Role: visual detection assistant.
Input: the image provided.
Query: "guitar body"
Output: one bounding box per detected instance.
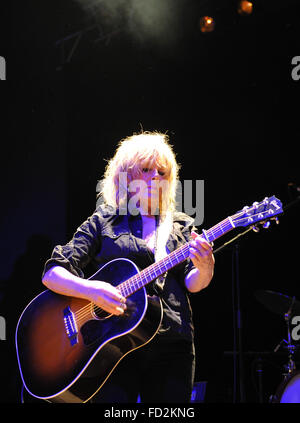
[15,258,163,403]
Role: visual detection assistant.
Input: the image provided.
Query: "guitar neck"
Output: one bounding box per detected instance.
[118,216,235,297]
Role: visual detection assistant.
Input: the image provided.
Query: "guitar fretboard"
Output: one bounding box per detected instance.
[118,216,234,297]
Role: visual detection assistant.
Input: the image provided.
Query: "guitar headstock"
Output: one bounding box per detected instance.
[231,196,283,228]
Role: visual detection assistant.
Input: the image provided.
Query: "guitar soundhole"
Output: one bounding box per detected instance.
[92,305,112,320]
[92,299,137,320]
[81,299,139,346]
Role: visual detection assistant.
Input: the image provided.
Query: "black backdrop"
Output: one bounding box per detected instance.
[1,0,299,404]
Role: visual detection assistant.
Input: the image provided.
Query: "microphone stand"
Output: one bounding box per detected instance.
[212,191,299,403]
[234,242,246,403]
[214,226,253,403]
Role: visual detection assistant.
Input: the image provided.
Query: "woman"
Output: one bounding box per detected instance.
[42,131,214,403]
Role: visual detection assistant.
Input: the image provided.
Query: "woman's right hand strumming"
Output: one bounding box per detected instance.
[86,281,127,316]
[42,265,127,316]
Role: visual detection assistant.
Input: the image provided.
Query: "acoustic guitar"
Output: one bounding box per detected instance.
[15,196,282,402]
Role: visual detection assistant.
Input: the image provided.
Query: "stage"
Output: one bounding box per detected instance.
[0,0,299,404]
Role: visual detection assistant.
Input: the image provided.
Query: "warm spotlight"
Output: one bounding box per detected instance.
[237,1,253,16]
[199,16,215,33]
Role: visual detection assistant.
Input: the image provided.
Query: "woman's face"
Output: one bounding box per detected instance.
[128,162,169,215]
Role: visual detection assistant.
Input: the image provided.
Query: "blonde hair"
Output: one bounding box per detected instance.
[100,131,180,218]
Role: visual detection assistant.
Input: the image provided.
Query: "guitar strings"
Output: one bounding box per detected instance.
[74,209,275,322]
[74,245,190,321]
[74,210,271,321]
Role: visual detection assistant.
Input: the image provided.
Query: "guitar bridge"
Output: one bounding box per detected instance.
[63,307,78,346]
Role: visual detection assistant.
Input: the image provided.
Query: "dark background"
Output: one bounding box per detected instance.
[0,0,299,404]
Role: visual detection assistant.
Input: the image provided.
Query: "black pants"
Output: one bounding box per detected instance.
[91,336,195,403]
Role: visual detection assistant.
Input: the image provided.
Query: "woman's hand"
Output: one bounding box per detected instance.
[42,266,127,316]
[189,231,215,274]
[185,231,215,293]
[86,281,127,316]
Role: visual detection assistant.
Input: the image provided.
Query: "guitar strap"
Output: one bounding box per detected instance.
[152,214,168,296]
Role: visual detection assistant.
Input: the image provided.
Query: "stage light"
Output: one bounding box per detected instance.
[199,16,215,33]
[237,1,253,16]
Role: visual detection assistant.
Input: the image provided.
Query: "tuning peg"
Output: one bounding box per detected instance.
[252,225,260,233]
[262,221,271,229]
